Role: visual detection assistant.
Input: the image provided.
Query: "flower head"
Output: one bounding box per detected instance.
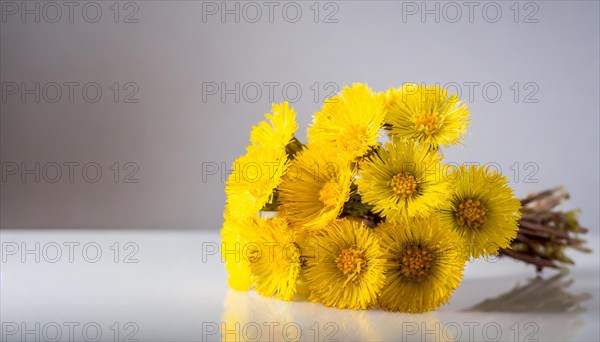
[221,212,256,291]
[278,147,355,230]
[247,217,301,301]
[355,138,451,219]
[250,101,298,149]
[377,217,467,313]
[225,145,289,220]
[307,83,386,160]
[225,102,298,220]
[437,165,522,258]
[304,219,386,310]
[385,83,469,150]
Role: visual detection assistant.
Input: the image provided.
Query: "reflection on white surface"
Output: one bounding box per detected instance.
[221,290,449,341]
[1,230,598,341]
[219,273,595,342]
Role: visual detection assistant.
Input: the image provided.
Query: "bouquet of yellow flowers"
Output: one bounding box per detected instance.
[221,83,589,313]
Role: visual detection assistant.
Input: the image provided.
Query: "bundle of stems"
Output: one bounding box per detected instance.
[500,187,591,271]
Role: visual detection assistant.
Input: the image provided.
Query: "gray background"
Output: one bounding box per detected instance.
[1,0,598,233]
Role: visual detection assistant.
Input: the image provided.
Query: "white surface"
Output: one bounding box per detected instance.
[1,229,599,342]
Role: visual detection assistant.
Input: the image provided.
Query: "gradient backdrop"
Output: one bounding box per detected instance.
[1,0,598,233]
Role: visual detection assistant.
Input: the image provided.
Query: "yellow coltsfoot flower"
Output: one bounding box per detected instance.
[250,101,298,149]
[225,102,299,220]
[377,216,467,313]
[385,83,469,150]
[221,212,256,291]
[278,147,355,231]
[225,145,289,220]
[247,216,301,301]
[437,165,522,258]
[356,137,451,219]
[308,83,386,160]
[304,219,386,310]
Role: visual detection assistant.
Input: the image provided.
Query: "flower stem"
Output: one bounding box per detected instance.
[500,187,591,272]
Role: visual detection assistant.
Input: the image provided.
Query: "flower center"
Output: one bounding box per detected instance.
[389,173,417,197]
[456,198,487,229]
[414,113,438,136]
[319,182,340,207]
[400,246,432,280]
[336,248,364,276]
[340,125,368,153]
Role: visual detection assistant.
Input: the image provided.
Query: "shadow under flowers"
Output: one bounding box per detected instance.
[454,270,593,342]
[464,270,591,313]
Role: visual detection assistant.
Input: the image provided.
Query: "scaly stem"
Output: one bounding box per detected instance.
[500,187,591,272]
